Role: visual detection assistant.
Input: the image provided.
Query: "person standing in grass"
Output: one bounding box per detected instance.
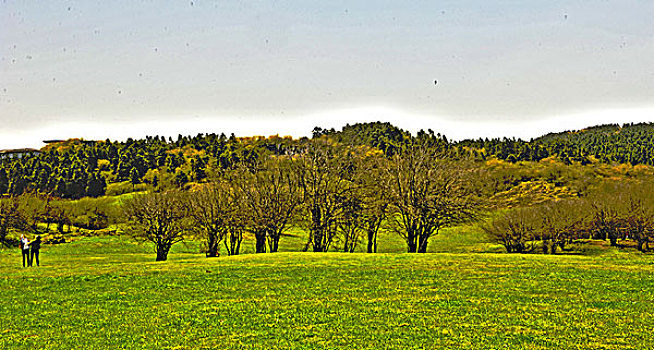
[30,236,42,267]
[20,234,31,267]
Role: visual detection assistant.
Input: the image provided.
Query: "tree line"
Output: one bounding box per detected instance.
[484,181,654,254]
[2,121,654,259]
[3,122,654,201]
[459,122,654,165]
[123,136,483,261]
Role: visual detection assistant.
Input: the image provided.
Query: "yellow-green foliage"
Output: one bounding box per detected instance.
[106,181,148,196]
[491,180,577,208]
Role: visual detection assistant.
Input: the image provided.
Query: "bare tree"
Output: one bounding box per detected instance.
[623,196,653,252]
[358,152,388,253]
[590,200,621,246]
[186,183,228,257]
[15,193,47,236]
[123,191,187,261]
[483,207,538,253]
[296,140,356,252]
[186,180,246,256]
[216,180,247,256]
[538,199,587,254]
[613,182,654,252]
[382,140,481,253]
[337,191,365,253]
[50,200,73,234]
[361,197,386,253]
[336,150,386,253]
[232,157,301,253]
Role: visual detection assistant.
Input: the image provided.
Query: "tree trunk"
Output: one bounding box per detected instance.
[417,233,430,253]
[406,227,417,253]
[609,237,618,246]
[270,238,279,253]
[367,229,377,253]
[367,234,374,253]
[302,236,312,252]
[156,246,169,261]
[407,239,417,253]
[235,236,241,255]
[225,229,243,256]
[417,240,429,253]
[312,229,327,252]
[206,233,219,257]
[255,231,267,253]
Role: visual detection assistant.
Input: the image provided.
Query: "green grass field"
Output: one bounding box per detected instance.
[1,230,653,349]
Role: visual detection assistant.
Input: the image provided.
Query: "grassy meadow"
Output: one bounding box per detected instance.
[2,227,654,350]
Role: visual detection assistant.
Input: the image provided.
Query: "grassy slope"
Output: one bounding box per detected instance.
[1,232,654,349]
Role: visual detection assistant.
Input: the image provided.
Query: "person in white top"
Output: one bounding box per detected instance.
[20,234,31,267]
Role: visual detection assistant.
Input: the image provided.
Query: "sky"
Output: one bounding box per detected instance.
[1,0,653,149]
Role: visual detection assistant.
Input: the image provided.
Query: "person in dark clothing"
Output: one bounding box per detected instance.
[30,236,42,267]
[20,234,30,267]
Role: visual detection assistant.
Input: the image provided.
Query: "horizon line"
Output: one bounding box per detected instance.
[1,106,653,150]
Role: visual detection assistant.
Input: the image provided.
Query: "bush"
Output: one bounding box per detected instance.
[486,181,654,254]
[483,207,537,253]
[106,181,147,196]
[69,197,120,230]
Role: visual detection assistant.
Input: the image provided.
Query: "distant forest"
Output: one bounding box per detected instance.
[1,121,654,199]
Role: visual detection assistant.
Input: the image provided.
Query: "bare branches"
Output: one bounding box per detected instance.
[186,181,246,256]
[231,157,302,253]
[381,140,482,253]
[123,190,187,261]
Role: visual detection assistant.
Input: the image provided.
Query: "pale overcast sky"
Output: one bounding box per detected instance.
[1,0,653,148]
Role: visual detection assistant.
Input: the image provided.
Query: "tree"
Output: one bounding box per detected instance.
[185,181,236,257]
[86,172,107,197]
[0,168,9,194]
[362,202,385,253]
[232,158,300,253]
[623,196,654,252]
[191,156,207,181]
[0,197,22,246]
[611,182,654,252]
[355,151,387,253]
[174,169,189,188]
[296,140,353,252]
[483,207,537,253]
[129,167,140,190]
[337,191,365,253]
[123,191,187,261]
[537,199,587,254]
[232,157,301,253]
[590,198,622,246]
[331,149,381,253]
[382,140,481,253]
[50,200,73,234]
[15,194,47,236]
